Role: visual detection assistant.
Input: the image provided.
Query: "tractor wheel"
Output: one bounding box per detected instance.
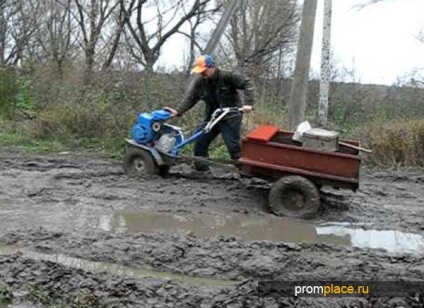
[123,146,159,177]
[268,175,320,219]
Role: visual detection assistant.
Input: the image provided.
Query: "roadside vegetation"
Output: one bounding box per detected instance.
[0,65,424,167]
[0,0,422,167]
[0,280,13,304]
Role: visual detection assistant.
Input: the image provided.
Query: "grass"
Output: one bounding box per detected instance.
[0,282,102,308]
[26,286,101,308]
[2,107,424,168]
[357,117,424,168]
[27,287,54,304]
[0,117,126,158]
[0,131,67,153]
[0,281,13,304]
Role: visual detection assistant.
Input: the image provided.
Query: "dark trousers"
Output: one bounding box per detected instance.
[194,114,242,170]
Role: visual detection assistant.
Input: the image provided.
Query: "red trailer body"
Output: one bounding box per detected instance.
[240,125,361,191]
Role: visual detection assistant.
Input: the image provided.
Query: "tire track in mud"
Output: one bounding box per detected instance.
[0,153,271,235]
[3,253,409,308]
[2,229,424,282]
[0,231,423,307]
[324,171,424,233]
[1,152,423,234]
[0,151,424,307]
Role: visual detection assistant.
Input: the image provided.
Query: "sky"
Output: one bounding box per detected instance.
[156,0,424,86]
[311,0,424,85]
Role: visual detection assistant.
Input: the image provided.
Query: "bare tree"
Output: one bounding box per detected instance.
[0,0,18,65]
[72,0,120,80]
[226,0,299,78]
[100,0,133,70]
[177,0,223,74]
[33,0,78,77]
[0,0,42,65]
[355,0,392,10]
[417,28,424,43]
[178,9,206,74]
[123,0,217,72]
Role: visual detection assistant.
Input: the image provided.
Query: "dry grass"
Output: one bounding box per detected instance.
[358,118,424,167]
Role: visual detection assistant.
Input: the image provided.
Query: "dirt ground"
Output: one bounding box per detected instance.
[0,148,423,307]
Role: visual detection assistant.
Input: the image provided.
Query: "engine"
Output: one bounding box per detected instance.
[131,109,183,155]
[131,110,172,144]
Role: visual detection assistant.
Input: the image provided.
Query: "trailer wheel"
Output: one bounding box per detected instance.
[269,175,320,219]
[123,146,159,177]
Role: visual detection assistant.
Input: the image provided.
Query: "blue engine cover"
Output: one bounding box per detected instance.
[131,109,172,144]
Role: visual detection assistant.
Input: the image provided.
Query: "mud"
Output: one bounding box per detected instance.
[0,149,423,307]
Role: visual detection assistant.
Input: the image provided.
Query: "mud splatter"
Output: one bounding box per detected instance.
[0,150,423,307]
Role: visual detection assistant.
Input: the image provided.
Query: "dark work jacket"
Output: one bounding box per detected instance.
[175,68,254,120]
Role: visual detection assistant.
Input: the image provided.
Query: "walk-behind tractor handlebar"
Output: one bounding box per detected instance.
[123,107,244,177]
[203,107,243,133]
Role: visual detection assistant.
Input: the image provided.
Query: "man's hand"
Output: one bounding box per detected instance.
[163,106,179,117]
[242,105,253,113]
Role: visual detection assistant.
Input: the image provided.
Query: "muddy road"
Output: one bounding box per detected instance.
[0,149,423,307]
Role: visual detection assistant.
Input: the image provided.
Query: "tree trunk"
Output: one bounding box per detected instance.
[84,46,95,83]
[0,0,6,65]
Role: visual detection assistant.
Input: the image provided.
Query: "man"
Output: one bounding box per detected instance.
[164,54,254,171]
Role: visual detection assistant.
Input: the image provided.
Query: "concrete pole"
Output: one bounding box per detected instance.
[285,0,318,130]
[204,0,241,54]
[318,0,332,127]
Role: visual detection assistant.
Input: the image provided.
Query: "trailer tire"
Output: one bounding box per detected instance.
[269,175,320,219]
[123,146,159,177]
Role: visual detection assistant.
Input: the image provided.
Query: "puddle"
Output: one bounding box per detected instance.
[99,211,424,255]
[316,227,424,254]
[0,246,236,287]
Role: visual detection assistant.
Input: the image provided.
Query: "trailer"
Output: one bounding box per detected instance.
[239,125,361,219]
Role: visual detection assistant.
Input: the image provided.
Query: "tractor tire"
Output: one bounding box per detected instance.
[268,175,320,219]
[123,146,159,177]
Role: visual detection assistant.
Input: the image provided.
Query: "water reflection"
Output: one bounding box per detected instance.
[99,211,348,244]
[98,211,424,255]
[317,226,424,254]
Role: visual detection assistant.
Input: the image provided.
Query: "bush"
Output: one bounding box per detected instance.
[358,118,424,167]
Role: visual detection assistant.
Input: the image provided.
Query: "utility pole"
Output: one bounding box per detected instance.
[318,0,332,127]
[285,0,318,130]
[204,0,241,54]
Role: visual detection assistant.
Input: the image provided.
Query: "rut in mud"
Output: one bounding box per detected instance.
[0,149,423,307]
